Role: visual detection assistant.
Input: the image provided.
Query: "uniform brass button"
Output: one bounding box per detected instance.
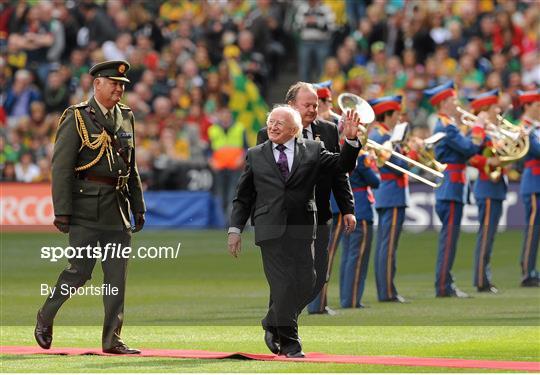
[79,189,83,192]
[114,135,117,140]
[116,152,120,156]
[118,170,122,174]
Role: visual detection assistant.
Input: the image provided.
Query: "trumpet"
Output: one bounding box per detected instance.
[336,93,445,187]
[456,106,521,141]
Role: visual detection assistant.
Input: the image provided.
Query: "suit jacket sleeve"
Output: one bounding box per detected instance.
[51,108,80,216]
[127,111,146,213]
[327,124,355,215]
[320,141,360,174]
[229,151,256,231]
[332,172,354,215]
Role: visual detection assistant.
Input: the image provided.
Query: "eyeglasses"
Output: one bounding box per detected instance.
[267,119,287,127]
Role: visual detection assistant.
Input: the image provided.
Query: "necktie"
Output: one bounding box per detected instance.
[275,144,289,180]
[302,128,308,139]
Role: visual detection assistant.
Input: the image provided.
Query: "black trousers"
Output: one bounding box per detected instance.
[307,220,332,309]
[260,233,315,354]
[40,225,131,350]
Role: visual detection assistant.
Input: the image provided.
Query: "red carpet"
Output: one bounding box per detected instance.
[1,346,539,371]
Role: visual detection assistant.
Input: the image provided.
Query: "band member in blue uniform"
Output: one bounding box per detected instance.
[425,81,483,298]
[314,80,340,126]
[340,150,380,308]
[312,81,341,312]
[368,95,408,303]
[518,89,540,287]
[467,89,505,293]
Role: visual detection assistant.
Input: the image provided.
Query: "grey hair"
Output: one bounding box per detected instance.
[284,82,316,104]
[270,104,303,137]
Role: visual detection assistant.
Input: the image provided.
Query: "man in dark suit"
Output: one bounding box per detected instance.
[34,61,145,354]
[228,105,362,357]
[256,82,356,315]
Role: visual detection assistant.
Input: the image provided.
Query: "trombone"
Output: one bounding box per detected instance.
[364,139,444,188]
[337,93,445,188]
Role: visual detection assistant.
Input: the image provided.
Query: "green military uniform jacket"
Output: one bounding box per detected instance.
[51,97,145,231]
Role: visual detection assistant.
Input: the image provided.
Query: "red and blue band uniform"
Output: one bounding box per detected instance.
[519,111,540,285]
[339,152,380,308]
[469,136,507,290]
[425,80,483,297]
[369,121,408,301]
[467,90,506,291]
[432,114,482,296]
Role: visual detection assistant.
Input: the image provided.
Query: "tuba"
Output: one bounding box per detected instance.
[337,93,444,188]
[337,93,375,125]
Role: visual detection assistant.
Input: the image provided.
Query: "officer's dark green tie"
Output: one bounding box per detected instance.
[105,110,114,127]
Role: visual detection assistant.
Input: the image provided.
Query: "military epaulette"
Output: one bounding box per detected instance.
[118,103,131,111]
[72,101,89,109]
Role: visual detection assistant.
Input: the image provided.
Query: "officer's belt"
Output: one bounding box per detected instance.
[77,171,129,190]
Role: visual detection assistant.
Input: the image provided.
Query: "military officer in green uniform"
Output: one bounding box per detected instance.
[34,60,146,355]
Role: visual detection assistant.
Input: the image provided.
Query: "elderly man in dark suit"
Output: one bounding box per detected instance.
[228,105,362,358]
[257,82,356,315]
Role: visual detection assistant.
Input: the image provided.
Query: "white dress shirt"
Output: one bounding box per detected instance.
[303,125,313,140]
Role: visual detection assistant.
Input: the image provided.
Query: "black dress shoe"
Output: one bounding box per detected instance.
[477,284,498,293]
[285,350,305,358]
[264,329,280,354]
[34,311,53,349]
[521,278,540,287]
[103,344,141,355]
[381,295,407,303]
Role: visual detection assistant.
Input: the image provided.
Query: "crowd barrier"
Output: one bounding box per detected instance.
[0,182,526,232]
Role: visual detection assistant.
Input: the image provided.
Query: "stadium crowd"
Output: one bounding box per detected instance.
[1,0,538,196]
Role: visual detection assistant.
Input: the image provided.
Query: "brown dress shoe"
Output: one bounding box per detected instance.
[34,311,53,349]
[103,344,141,355]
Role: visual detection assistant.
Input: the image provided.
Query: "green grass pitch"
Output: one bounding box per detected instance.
[1,229,539,372]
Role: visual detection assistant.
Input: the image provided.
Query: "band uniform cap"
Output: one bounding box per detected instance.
[424,80,456,106]
[468,89,499,110]
[89,60,131,83]
[312,80,332,99]
[517,89,540,105]
[368,95,402,115]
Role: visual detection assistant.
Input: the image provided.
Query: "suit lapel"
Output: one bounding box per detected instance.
[287,138,304,183]
[311,122,320,140]
[262,141,285,182]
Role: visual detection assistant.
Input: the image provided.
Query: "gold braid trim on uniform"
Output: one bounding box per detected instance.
[73,108,114,172]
